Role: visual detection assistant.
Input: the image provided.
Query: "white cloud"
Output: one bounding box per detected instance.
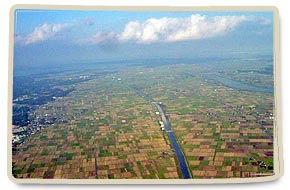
[20,23,72,45]
[253,16,272,25]
[14,34,25,44]
[90,32,118,44]
[16,14,269,46]
[119,14,249,43]
[76,31,118,45]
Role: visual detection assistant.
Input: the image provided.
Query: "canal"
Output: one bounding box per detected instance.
[152,102,191,179]
[120,82,192,179]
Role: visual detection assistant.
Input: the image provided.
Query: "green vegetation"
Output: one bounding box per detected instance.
[12,55,274,179]
[60,152,75,160]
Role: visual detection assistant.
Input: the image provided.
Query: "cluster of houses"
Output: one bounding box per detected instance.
[250,157,271,170]
[12,125,28,145]
[158,121,165,131]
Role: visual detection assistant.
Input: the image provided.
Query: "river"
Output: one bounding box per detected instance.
[203,74,273,93]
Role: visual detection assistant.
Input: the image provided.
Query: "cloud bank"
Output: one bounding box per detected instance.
[15,23,72,45]
[118,14,248,43]
[78,31,118,45]
[16,14,270,46]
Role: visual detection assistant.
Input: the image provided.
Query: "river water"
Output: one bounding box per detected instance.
[130,86,191,179]
[152,102,191,179]
[204,74,273,93]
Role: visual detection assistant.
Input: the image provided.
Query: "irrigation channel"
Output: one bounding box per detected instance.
[120,82,191,179]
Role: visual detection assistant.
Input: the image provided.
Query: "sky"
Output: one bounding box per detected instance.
[13,9,274,71]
